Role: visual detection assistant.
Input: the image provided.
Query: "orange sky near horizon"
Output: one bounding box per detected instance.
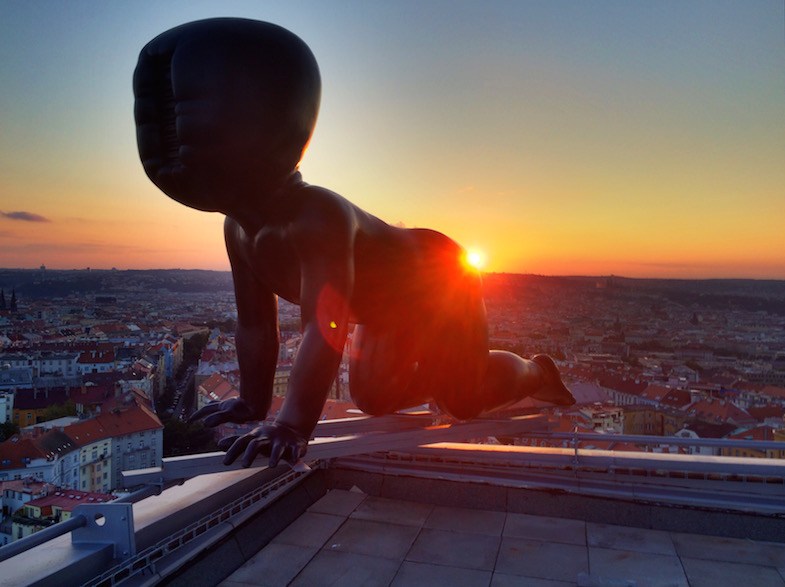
[1,2,783,280]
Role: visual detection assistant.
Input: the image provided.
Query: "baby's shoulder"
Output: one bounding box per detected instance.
[292,183,351,213]
[285,183,360,235]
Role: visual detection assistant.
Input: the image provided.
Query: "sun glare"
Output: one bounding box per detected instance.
[464,249,487,271]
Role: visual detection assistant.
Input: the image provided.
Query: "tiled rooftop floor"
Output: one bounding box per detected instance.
[221,489,785,587]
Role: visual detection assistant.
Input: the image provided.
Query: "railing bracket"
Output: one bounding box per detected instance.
[72,503,136,560]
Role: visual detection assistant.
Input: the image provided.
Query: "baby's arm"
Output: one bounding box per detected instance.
[223,189,354,467]
[190,218,280,426]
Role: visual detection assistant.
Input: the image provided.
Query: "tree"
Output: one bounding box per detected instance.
[155,380,177,414]
[162,418,218,457]
[41,400,77,421]
[0,421,19,442]
[176,332,210,379]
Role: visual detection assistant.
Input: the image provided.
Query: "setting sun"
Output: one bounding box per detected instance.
[464,249,487,271]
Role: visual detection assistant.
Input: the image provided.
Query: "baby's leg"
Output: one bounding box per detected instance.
[430,272,574,417]
[426,275,492,420]
[437,351,574,419]
[482,351,575,410]
[348,324,430,415]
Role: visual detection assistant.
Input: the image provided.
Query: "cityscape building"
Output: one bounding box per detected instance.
[0,269,782,579]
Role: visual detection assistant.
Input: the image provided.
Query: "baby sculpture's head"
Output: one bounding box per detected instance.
[134,18,321,212]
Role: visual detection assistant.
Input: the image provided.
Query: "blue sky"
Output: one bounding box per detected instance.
[1,1,783,277]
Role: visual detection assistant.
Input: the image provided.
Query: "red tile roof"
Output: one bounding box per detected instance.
[64,403,162,447]
[760,386,785,400]
[747,405,785,423]
[0,437,47,470]
[726,425,780,442]
[26,489,115,512]
[199,372,225,394]
[74,384,113,405]
[0,479,53,495]
[97,389,152,413]
[682,419,737,439]
[14,387,72,410]
[77,349,115,364]
[198,373,238,402]
[639,384,672,403]
[688,399,755,426]
[660,389,693,410]
[598,376,648,396]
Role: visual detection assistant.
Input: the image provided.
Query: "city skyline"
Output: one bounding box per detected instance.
[1,1,783,279]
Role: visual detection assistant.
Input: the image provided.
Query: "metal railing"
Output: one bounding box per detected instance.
[0,418,783,584]
[0,482,163,563]
[519,430,785,453]
[85,468,306,587]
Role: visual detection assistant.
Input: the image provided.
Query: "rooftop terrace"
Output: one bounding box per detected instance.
[220,487,785,587]
[0,414,783,586]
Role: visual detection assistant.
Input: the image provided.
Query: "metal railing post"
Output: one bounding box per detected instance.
[0,514,87,563]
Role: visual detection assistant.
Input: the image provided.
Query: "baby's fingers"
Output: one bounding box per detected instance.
[242,437,271,468]
[204,410,231,428]
[223,434,255,465]
[217,435,240,452]
[189,401,219,423]
[268,441,286,468]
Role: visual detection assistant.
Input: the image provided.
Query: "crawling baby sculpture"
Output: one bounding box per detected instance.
[134,18,575,469]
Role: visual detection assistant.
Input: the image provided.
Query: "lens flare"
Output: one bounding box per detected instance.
[463,249,486,271]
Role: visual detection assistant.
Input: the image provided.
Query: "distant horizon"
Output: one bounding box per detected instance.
[2,265,784,283]
[2,3,783,280]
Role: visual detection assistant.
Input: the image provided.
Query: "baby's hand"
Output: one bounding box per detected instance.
[219,422,308,468]
[189,397,257,427]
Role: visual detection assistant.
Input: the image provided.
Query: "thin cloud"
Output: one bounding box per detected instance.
[1,211,51,223]
[635,261,716,269]
[2,242,157,254]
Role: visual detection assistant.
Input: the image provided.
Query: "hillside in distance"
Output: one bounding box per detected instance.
[0,268,234,298]
[1,268,784,315]
[482,273,785,316]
